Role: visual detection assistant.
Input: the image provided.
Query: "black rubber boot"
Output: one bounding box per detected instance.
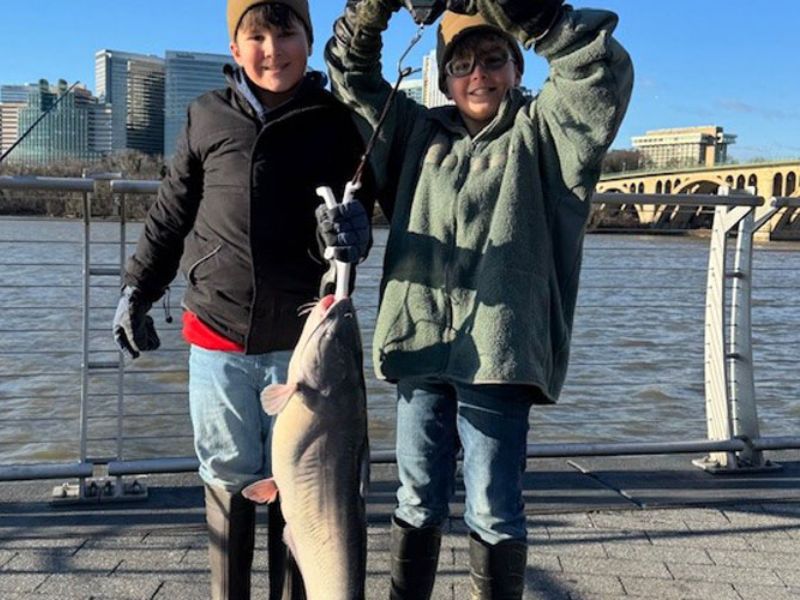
[468,532,528,600]
[205,485,256,600]
[280,551,307,600]
[389,516,442,600]
[267,499,307,600]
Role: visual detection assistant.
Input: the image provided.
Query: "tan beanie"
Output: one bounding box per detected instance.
[227,0,313,43]
[436,11,523,93]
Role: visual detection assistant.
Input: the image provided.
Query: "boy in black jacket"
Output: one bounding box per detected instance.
[112,1,371,598]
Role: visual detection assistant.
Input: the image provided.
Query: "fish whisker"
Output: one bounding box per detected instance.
[297,301,319,317]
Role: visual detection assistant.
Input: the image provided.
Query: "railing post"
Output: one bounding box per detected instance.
[694,187,758,473]
[726,190,777,470]
[79,186,92,500]
[696,199,733,471]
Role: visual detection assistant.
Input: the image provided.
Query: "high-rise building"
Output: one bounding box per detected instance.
[1,84,35,104]
[0,85,34,155]
[399,78,424,106]
[125,60,165,155]
[164,50,230,157]
[95,50,165,155]
[422,50,451,108]
[0,102,24,156]
[90,103,114,158]
[13,79,111,164]
[632,126,737,169]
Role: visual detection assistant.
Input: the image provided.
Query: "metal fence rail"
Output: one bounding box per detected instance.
[0,176,798,499]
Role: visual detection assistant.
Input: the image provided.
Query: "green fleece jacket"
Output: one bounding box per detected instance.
[326,3,633,403]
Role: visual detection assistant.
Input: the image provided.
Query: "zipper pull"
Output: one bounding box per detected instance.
[162,287,173,324]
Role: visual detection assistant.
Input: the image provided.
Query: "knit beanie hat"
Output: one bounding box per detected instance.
[227,0,313,44]
[436,11,523,93]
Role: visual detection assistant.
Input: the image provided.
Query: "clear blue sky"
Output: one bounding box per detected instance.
[1,0,798,161]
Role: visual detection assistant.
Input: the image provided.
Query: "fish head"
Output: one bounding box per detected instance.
[295,295,364,400]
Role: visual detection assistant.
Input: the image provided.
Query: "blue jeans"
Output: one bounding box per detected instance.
[395,377,533,545]
[188,345,292,493]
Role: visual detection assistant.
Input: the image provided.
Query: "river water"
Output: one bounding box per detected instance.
[0,219,798,465]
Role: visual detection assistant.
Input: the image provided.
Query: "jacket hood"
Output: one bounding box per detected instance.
[223,64,329,122]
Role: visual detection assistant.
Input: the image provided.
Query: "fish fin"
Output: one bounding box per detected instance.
[241,478,279,504]
[261,383,297,415]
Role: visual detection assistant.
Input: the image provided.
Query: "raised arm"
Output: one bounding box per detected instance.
[325,0,427,194]
[466,0,633,200]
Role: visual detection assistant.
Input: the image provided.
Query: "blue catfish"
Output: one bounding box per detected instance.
[243,293,369,599]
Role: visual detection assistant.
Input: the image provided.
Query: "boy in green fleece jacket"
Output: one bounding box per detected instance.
[326,0,632,597]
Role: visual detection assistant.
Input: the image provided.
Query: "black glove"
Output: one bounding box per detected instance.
[332,0,402,65]
[496,0,564,39]
[315,201,371,264]
[444,0,476,15]
[113,286,161,359]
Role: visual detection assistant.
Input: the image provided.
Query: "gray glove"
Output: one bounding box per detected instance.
[113,286,160,359]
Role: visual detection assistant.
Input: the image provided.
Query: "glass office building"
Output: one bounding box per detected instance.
[95,50,165,155]
[164,51,230,158]
[1,84,35,104]
[14,80,111,165]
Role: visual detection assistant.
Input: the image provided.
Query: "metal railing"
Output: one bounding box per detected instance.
[0,176,798,500]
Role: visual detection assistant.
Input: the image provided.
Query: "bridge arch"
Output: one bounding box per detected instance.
[748,174,758,189]
[676,178,721,194]
[736,175,746,189]
[785,172,796,196]
[655,181,663,194]
[773,173,783,196]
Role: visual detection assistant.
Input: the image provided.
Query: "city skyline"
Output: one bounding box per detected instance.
[1,0,798,161]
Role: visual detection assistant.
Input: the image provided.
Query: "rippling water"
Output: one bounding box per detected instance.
[0,219,798,464]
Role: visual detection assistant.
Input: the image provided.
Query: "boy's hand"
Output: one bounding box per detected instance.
[113,286,161,359]
[315,201,371,264]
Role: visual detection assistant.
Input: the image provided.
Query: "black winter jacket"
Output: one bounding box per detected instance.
[124,71,372,353]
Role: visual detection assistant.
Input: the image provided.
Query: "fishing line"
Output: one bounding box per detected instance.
[349,24,426,188]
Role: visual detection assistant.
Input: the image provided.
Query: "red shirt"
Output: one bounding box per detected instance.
[182,311,244,352]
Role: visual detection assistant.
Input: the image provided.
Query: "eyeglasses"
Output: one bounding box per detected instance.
[445,51,515,78]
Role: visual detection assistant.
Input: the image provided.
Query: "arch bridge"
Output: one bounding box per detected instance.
[596,160,800,239]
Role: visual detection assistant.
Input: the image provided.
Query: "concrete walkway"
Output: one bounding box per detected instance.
[1,452,799,599]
